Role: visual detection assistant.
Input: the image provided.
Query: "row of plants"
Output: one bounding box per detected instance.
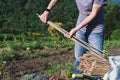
[0,21,120,79]
[0,33,120,76]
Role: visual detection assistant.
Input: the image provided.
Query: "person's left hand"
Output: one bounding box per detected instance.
[64,28,77,38]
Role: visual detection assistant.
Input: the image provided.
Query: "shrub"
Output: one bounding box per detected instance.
[110,29,120,40]
[48,22,63,38]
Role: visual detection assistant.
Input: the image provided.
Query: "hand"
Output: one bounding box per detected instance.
[64,28,78,38]
[37,11,49,23]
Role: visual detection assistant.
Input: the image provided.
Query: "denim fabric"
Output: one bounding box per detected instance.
[103,56,120,80]
[72,30,104,80]
[72,61,83,80]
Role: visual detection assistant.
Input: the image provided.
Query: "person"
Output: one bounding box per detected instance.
[38,0,107,80]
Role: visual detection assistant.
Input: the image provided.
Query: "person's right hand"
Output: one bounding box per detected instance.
[37,11,49,23]
[64,28,77,38]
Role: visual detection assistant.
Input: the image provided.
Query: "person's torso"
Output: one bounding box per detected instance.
[75,0,105,33]
[76,0,93,15]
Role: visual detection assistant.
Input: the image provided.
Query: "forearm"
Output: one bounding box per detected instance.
[75,5,102,31]
[47,0,58,10]
[68,10,99,38]
[75,13,97,30]
[39,0,58,23]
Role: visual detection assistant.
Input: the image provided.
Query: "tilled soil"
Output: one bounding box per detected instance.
[1,50,74,80]
[1,48,120,80]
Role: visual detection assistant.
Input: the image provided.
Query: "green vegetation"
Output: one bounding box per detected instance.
[104,40,120,48]
[0,34,74,78]
[46,63,73,77]
[0,34,120,78]
[0,35,73,60]
[0,0,120,79]
[104,2,120,39]
[0,0,120,40]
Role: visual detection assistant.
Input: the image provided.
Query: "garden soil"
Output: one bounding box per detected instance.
[1,48,120,80]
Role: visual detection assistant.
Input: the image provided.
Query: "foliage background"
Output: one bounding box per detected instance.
[0,0,120,40]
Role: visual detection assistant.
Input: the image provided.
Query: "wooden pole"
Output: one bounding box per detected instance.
[47,21,107,61]
[36,13,107,61]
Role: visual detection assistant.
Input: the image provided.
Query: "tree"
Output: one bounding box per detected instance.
[104,3,120,39]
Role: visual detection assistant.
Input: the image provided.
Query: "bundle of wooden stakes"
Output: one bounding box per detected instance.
[77,52,110,77]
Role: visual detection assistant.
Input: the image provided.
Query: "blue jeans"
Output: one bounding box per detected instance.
[73,30,104,80]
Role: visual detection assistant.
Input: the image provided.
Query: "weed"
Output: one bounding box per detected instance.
[0,61,6,77]
[48,22,63,38]
[102,49,111,57]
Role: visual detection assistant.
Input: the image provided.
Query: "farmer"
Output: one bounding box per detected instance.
[38,0,107,80]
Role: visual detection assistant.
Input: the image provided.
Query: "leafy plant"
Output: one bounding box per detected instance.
[102,49,111,57]
[48,22,63,38]
[110,29,120,40]
[0,61,6,76]
[47,64,61,74]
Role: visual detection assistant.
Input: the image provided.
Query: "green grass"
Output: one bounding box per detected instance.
[0,36,73,66]
[44,62,73,78]
[104,40,120,49]
[0,33,120,79]
[0,34,120,64]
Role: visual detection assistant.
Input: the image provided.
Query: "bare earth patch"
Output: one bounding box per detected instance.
[1,48,120,80]
[2,49,74,80]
